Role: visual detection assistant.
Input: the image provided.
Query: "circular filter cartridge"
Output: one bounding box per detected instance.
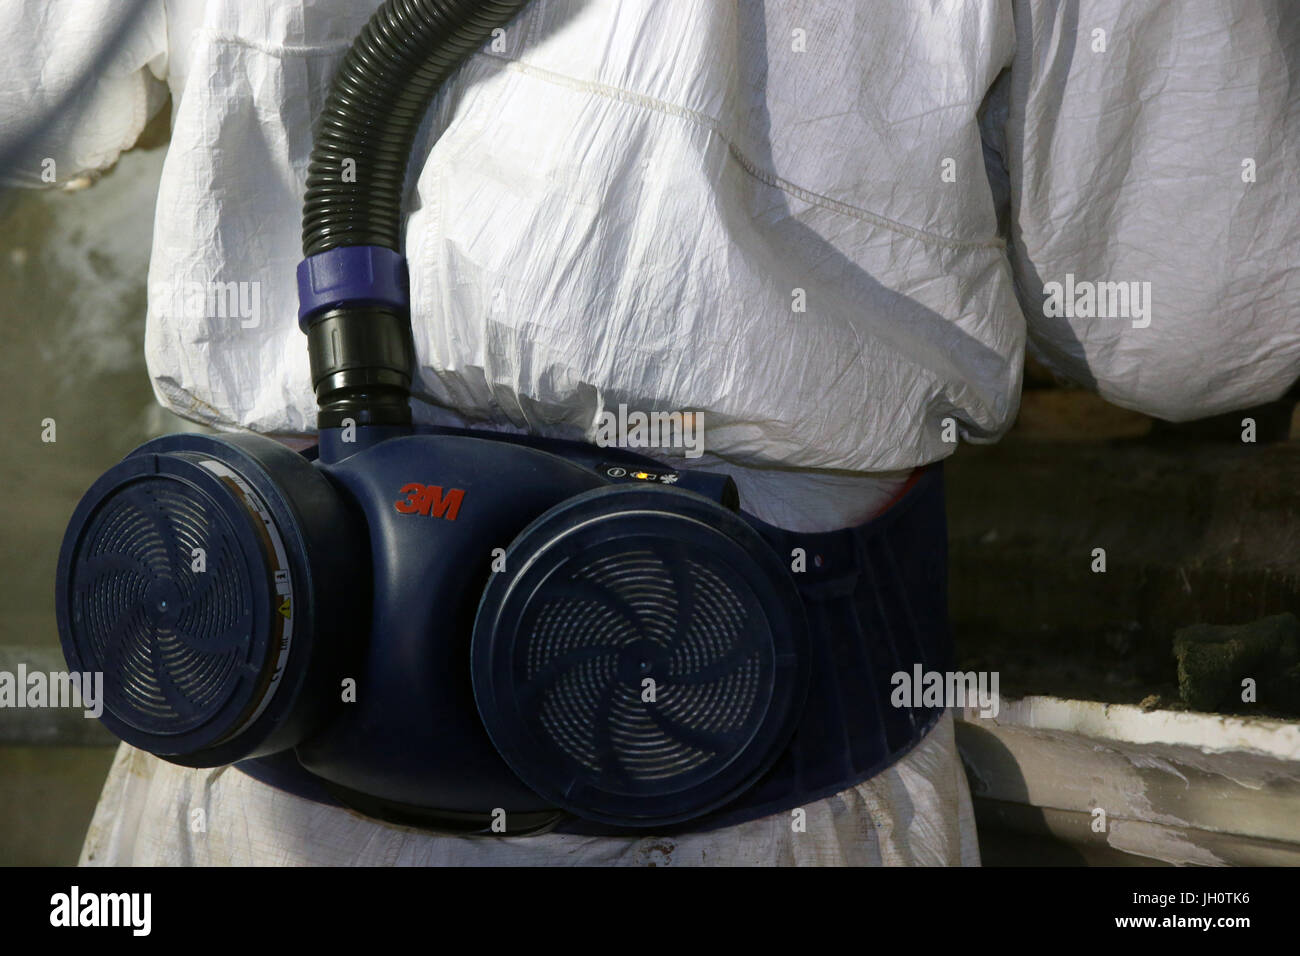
[472,485,809,828]
[55,435,352,766]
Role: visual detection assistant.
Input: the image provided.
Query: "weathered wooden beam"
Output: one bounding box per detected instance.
[957,696,1300,866]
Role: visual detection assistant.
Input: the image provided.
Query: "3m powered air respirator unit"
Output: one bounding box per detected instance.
[54,0,952,835]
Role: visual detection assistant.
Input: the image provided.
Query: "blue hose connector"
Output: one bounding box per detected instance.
[296,245,410,332]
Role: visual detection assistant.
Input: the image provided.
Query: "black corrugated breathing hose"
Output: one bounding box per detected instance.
[300,0,530,428]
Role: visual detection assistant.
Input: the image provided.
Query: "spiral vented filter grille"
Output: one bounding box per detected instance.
[526,549,763,782]
[56,449,292,757]
[71,478,253,734]
[474,487,808,827]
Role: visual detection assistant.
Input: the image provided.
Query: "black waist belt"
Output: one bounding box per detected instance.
[238,463,953,835]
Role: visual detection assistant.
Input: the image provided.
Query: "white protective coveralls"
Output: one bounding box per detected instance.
[4,0,1296,866]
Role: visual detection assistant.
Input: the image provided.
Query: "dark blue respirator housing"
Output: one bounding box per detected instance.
[54,0,951,835]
